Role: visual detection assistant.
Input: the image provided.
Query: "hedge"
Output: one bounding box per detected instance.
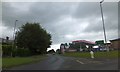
[2,45,31,57]
[15,48,31,57]
[2,45,12,57]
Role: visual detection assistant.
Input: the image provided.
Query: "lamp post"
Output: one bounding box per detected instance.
[100,0,109,52]
[13,20,18,45]
[12,20,18,57]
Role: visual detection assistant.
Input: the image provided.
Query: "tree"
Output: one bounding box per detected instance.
[16,22,52,55]
[56,49,60,54]
[64,43,68,47]
[69,43,74,48]
[47,49,55,53]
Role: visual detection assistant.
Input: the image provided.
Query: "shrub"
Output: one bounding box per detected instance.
[2,45,31,57]
[16,48,31,57]
[2,45,12,57]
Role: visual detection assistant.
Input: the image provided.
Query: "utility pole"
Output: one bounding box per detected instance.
[12,20,18,57]
[100,0,109,52]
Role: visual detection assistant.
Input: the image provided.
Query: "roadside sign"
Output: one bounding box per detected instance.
[95,40,104,45]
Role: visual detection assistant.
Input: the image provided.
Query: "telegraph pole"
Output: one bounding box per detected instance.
[100,0,109,52]
[12,20,18,57]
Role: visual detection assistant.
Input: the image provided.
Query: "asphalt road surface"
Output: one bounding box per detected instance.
[8,54,118,70]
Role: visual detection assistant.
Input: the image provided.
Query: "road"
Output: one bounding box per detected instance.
[8,54,118,70]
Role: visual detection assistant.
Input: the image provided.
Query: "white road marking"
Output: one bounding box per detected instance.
[76,60,84,64]
[88,61,103,64]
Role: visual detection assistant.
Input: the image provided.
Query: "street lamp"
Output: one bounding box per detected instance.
[100,0,109,52]
[12,20,18,56]
[13,20,18,45]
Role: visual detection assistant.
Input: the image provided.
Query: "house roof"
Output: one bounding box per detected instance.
[72,40,95,44]
[0,38,5,43]
[0,38,13,43]
[110,38,120,42]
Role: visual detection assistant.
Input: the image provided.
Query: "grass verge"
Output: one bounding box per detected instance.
[2,55,47,69]
[0,58,2,69]
[63,50,119,59]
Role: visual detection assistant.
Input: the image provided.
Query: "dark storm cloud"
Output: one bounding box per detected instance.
[72,2,101,18]
[2,2,78,44]
[2,2,77,27]
[72,2,118,33]
[118,1,120,38]
[28,2,71,24]
[2,3,17,27]
[2,2,118,45]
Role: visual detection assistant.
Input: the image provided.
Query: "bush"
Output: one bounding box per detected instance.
[16,48,31,57]
[2,45,12,57]
[2,45,31,57]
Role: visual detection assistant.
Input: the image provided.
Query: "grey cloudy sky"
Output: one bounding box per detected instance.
[1,1,118,50]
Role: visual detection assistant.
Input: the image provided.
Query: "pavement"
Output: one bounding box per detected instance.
[7,54,118,70]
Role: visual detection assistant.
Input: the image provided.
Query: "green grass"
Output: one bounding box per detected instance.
[0,58,2,68]
[2,55,47,69]
[94,51,118,58]
[63,50,119,59]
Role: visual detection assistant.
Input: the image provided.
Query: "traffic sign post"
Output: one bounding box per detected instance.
[90,51,94,59]
[95,40,104,45]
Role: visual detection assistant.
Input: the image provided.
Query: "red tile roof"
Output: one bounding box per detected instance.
[72,40,95,44]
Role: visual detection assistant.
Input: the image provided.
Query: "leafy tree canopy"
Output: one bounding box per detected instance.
[16,22,52,55]
[47,49,55,53]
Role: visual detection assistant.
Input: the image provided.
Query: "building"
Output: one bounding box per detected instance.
[104,43,112,50]
[0,38,6,44]
[0,37,13,44]
[71,40,95,52]
[94,40,107,51]
[110,38,120,50]
[60,43,65,54]
[67,48,77,52]
[72,40,95,45]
